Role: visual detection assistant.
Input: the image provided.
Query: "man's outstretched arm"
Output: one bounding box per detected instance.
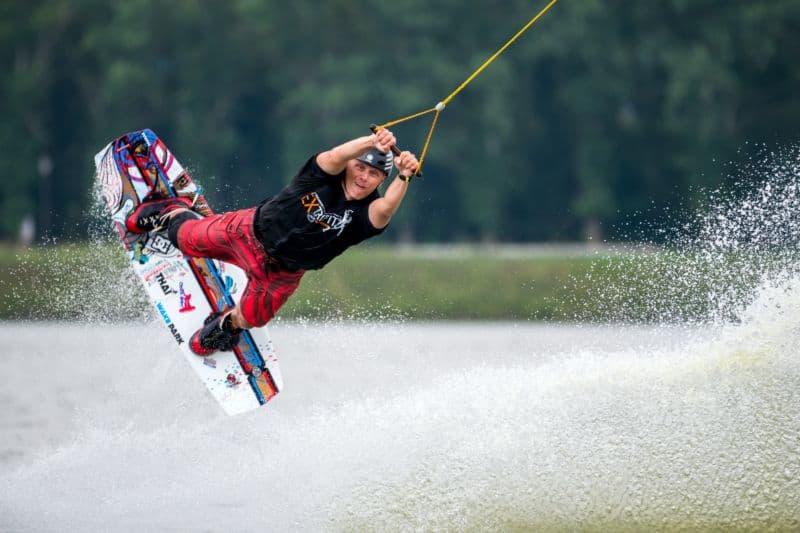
[316,128,396,175]
[368,150,419,229]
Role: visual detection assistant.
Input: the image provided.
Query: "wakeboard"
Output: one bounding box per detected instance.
[94,129,282,415]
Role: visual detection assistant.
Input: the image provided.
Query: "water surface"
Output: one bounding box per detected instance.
[1,316,797,531]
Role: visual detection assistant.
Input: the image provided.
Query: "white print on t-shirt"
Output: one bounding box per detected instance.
[301,192,353,236]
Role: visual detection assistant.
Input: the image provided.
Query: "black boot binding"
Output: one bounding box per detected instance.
[190,311,242,356]
[126,197,194,234]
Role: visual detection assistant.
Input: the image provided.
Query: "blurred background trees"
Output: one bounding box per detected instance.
[2,0,799,243]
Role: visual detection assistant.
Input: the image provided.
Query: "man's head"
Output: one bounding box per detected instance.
[342,148,393,200]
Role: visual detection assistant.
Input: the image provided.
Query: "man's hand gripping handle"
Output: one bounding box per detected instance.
[369,124,422,178]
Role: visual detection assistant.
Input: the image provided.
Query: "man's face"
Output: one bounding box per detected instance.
[342,160,386,201]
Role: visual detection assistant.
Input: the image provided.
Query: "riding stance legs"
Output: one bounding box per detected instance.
[167,207,305,329]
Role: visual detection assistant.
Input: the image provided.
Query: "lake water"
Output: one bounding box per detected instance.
[1,308,798,530]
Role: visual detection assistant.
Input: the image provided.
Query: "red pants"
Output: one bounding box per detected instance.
[176,207,304,327]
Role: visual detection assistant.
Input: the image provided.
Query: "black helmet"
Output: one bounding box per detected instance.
[356,148,393,176]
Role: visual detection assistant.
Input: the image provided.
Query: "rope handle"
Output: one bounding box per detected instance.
[372,0,559,178]
[370,124,423,178]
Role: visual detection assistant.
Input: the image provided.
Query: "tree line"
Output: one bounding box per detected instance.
[2,0,799,243]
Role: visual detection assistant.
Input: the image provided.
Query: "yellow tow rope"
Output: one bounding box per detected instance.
[377,0,559,176]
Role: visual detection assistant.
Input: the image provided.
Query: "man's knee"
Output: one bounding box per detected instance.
[235,308,266,330]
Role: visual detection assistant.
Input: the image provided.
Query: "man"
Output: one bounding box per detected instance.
[126,127,418,355]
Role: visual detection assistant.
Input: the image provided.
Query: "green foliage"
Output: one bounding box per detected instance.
[0,243,636,321]
[1,0,799,242]
[0,242,767,322]
[283,246,597,321]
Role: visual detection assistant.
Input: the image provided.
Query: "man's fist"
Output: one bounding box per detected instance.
[395,150,419,178]
[372,127,396,154]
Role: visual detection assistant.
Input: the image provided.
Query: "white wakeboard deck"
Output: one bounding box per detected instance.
[94,129,282,415]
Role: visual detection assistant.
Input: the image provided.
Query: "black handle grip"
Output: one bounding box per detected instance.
[369,124,422,177]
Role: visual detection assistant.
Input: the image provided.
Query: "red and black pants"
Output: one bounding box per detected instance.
[170,207,304,328]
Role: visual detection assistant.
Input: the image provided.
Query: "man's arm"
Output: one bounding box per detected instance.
[368,150,419,229]
[316,129,396,175]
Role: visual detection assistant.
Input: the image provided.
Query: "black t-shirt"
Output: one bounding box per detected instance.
[253,155,385,271]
